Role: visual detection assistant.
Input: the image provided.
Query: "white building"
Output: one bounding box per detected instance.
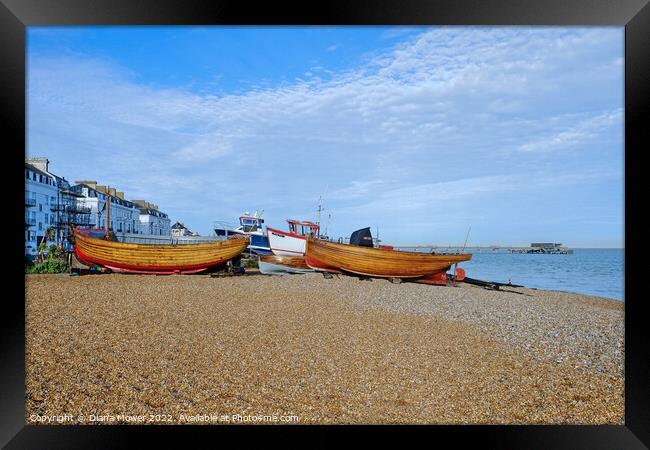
[26,158,94,255]
[171,221,192,237]
[71,181,141,234]
[25,161,58,257]
[132,200,171,236]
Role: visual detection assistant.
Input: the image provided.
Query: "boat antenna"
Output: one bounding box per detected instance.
[324,213,331,239]
[462,226,472,252]
[453,225,471,279]
[316,195,323,227]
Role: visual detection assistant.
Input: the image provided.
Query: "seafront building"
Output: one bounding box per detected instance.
[25,156,173,258]
[71,182,142,234]
[25,161,58,257]
[132,200,171,236]
[25,157,94,257]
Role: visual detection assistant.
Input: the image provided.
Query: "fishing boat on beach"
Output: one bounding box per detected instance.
[267,219,320,256]
[258,254,313,275]
[72,227,249,274]
[305,227,471,284]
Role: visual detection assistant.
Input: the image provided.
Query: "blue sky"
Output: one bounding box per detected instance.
[27,26,624,247]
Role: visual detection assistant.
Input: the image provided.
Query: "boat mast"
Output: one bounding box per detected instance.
[462,226,472,252]
[106,185,111,240]
[316,195,323,238]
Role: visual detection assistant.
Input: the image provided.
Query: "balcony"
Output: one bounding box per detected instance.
[25,198,36,207]
[50,204,92,214]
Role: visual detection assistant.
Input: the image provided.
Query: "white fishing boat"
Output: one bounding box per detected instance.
[267,219,320,256]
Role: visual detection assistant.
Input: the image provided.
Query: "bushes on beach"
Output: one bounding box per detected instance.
[26,241,70,274]
[27,258,70,274]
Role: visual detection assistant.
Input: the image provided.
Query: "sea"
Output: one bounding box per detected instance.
[457,248,624,301]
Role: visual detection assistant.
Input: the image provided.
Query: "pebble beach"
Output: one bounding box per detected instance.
[25,272,624,425]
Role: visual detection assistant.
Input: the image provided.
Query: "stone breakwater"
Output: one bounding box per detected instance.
[26,273,623,424]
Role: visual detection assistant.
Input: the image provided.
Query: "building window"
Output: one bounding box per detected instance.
[39,204,42,212]
[33,173,36,181]
[39,175,42,183]
[45,213,49,223]
[38,222,42,231]
[25,170,29,179]
[51,196,56,204]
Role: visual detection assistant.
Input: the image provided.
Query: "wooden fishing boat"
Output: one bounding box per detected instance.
[305,238,471,280]
[73,228,249,274]
[258,254,313,275]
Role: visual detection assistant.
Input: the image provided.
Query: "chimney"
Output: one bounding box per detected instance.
[109,187,117,197]
[75,180,97,189]
[95,185,107,193]
[116,191,125,200]
[27,157,49,173]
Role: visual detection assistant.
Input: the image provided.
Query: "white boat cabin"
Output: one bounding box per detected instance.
[287,220,320,237]
[239,213,265,234]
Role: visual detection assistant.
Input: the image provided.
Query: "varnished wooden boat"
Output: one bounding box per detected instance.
[73,228,249,274]
[258,254,312,274]
[305,238,471,279]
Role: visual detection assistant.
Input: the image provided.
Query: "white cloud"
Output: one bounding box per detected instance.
[518,109,623,153]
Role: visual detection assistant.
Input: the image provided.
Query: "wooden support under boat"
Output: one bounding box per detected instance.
[72,228,249,274]
[305,238,471,280]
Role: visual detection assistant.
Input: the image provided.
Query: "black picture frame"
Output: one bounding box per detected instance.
[2,0,647,447]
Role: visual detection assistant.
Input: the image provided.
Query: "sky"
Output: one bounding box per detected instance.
[27,26,624,247]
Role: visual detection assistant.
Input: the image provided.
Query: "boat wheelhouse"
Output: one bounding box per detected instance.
[267,219,320,256]
[213,211,272,255]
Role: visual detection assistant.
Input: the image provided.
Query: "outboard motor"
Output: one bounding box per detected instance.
[349,227,373,247]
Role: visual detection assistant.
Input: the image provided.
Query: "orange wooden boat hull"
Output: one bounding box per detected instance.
[73,229,249,274]
[305,238,471,279]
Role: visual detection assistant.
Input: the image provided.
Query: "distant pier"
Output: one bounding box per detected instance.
[392,243,573,254]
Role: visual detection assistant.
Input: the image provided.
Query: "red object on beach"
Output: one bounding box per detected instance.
[378,245,394,250]
[454,267,466,282]
[415,271,447,285]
